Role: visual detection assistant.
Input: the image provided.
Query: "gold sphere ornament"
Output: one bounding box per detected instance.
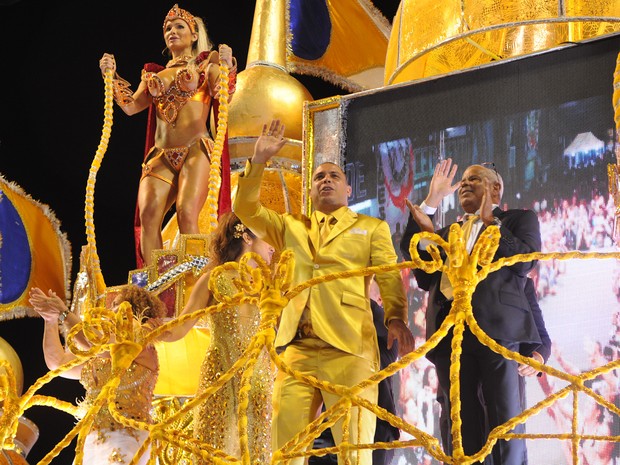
[0,337,38,461]
[0,337,23,396]
[227,64,310,215]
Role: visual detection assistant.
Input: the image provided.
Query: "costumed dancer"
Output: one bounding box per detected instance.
[161,212,276,464]
[29,285,166,465]
[99,4,237,267]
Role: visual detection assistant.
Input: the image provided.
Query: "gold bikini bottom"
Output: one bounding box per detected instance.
[141,137,213,187]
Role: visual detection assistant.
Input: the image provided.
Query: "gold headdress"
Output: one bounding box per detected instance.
[163,4,197,34]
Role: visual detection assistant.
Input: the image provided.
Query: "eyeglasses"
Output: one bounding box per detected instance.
[481,161,500,184]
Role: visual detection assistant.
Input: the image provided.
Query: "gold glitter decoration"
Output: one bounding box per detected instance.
[386,0,620,85]
[151,397,195,465]
[79,354,157,434]
[192,270,272,464]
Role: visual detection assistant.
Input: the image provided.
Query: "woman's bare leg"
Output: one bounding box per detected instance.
[176,147,211,234]
[138,160,176,265]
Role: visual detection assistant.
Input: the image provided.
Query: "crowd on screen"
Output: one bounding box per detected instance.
[530,192,615,300]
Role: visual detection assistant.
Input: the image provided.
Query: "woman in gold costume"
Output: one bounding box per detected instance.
[29,285,166,465]
[163,212,275,464]
[99,4,236,267]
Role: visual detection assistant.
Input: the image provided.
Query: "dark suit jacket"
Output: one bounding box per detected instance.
[400,207,543,353]
[521,277,551,363]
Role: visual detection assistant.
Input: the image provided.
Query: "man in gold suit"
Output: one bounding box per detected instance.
[233,120,415,465]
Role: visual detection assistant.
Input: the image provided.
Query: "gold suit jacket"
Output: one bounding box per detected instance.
[233,162,408,362]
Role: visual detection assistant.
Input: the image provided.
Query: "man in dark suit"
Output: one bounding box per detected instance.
[436,276,552,465]
[400,159,542,465]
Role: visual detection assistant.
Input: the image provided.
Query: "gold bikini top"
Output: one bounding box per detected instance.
[142,54,216,125]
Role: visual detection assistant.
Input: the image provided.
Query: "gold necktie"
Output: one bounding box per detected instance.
[320,214,334,246]
[439,214,479,300]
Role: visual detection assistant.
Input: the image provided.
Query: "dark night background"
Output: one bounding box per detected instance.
[0,0,400,463]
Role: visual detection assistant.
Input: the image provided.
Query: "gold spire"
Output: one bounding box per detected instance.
[227,0,313,143]
[246,0,288,67]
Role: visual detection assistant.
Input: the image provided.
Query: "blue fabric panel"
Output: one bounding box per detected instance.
[0,194,32,303]
[290,0,332,60]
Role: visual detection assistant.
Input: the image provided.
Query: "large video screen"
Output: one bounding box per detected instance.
[342,34,620,464]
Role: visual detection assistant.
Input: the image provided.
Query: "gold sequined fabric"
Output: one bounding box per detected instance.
[193,271,273,464]
[79,347,158,434]
[386,0,620,84]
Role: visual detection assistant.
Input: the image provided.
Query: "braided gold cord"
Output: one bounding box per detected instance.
[572,388,580,464]
[84,69,113,250]
[0,353,88,464]
[341,407,353,464]
[0,361,21,453]
[3,228,620,463]
[276,400,351,462]
[406,224,620,464]
[203,62,231,235]
[78,68,115,310]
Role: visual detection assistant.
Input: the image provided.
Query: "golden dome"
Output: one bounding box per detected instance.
[228,65,312,144]
[225,0,313,214]
[0,336,23,396]
[385,0,620,85]
[0,339,37,459]
[227,0,312,163]
[227,63,311,216]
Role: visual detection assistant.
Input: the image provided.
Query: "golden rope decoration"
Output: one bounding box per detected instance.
[85,69,113,253]
[139,250,293,464]
[78,68,115,309]
[3,230,620,463]
[203,60,231,235]
[406,224,620,464]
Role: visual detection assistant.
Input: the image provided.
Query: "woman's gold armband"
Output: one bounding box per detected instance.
[112,74,134,106]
